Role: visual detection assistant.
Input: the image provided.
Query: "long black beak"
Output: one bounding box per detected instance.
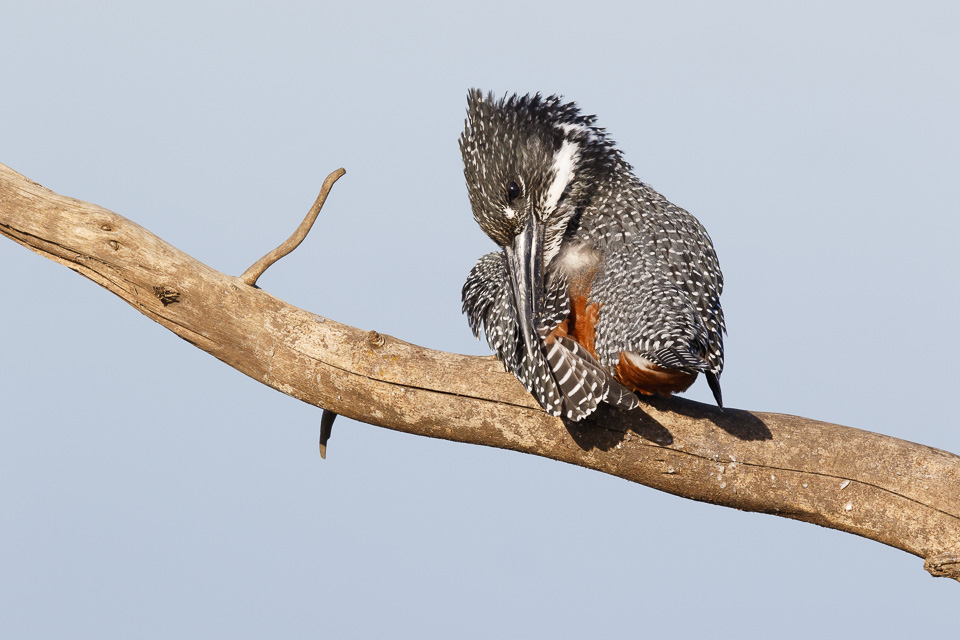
[504,210,545,359]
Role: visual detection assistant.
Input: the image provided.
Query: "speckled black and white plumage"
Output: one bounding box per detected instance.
[460,90,725,420]
[463,251,636,419]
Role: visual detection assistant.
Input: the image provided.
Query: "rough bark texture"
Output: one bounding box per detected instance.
[2,161,958,582]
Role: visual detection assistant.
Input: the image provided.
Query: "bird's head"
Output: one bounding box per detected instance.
[459,90,619,330]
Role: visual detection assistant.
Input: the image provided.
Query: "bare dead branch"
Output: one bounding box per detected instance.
[239,167,346,286]
[1,161,958,583]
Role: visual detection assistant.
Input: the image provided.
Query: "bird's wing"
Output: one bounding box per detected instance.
[462,251,521,373]
[463,251,638,419]
[591,188,725,377]
[591,236,723,380]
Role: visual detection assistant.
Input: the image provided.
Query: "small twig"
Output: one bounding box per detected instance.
[239,168,346,286]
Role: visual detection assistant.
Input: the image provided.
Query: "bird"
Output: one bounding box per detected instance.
[460,90,725,421]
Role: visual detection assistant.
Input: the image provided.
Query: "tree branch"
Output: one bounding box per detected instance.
[2,161,958,582]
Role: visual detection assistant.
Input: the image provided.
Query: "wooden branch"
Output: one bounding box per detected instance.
[2,161,958,583]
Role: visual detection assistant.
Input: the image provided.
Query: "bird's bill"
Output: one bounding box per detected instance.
[504,211,546,347]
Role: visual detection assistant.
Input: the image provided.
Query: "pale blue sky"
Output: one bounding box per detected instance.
[2,1,958,638]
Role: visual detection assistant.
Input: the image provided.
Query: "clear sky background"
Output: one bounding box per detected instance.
[2,1,958,638]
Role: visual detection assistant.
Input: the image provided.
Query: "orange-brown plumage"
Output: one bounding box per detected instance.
[547,286,698,399]
[545,294,601,359]
[613,351,697,398]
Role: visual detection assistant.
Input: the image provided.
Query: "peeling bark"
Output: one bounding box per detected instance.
[1,161,958,582]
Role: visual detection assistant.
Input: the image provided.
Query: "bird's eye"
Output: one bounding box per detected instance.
[506,180,521,203]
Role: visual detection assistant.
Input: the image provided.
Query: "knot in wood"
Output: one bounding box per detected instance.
[367,330,385,348]
[153,285,180,306]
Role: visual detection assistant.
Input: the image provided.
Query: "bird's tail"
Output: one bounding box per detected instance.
[523,335,639,421]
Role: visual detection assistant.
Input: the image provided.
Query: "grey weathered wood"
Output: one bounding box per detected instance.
[2,161,957,582]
